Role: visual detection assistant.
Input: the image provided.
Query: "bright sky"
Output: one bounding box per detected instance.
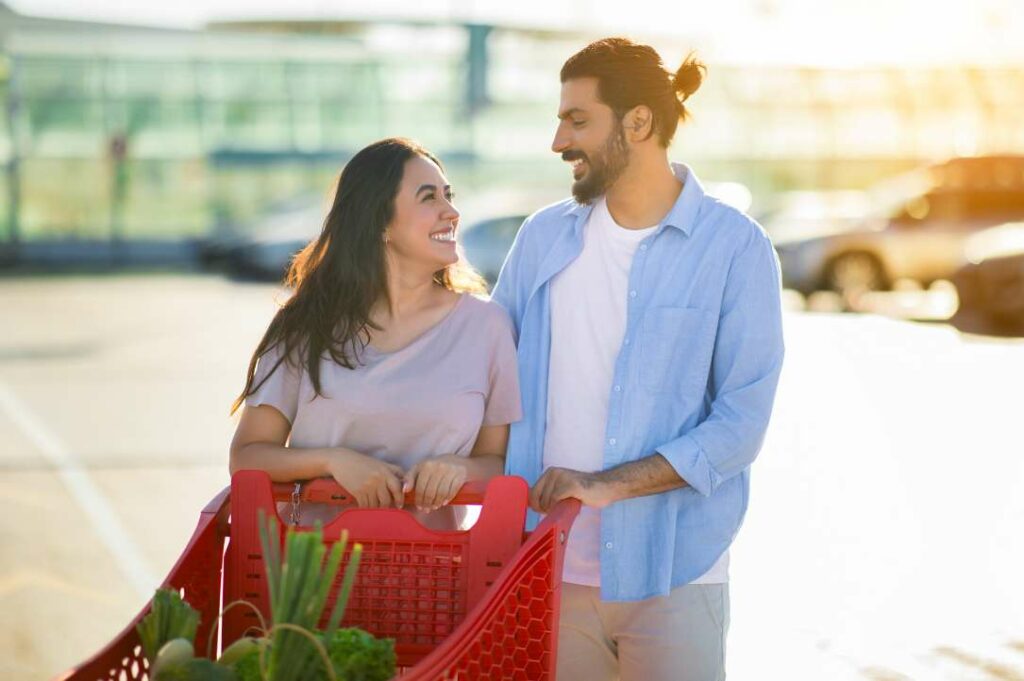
[8,0,1024,67]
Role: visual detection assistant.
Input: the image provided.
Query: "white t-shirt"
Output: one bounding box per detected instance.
[544,197,729,587]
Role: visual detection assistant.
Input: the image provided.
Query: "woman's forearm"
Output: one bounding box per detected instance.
[229,442,337,482]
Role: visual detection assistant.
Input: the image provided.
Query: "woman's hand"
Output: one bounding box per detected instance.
[404,454,469,512]
[326,449,405,508]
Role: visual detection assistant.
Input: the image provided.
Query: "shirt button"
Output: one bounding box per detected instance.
[623,338,630,345]
[608,438,616,446]
[605,542,614,549]
[640,244,648,251]
[629,290,637,298]
[613,385,621,392]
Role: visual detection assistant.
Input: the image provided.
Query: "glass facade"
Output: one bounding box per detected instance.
[1,14,1022,254]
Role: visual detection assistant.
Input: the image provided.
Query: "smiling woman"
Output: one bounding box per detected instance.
[227,137,521,529]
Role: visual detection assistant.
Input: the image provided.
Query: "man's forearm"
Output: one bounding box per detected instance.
[530,453,689,513]
[589,453,688,502]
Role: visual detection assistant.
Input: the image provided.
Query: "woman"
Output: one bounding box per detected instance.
[229,138,521,528]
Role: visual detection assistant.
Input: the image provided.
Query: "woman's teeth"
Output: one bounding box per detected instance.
[430,230,455,242]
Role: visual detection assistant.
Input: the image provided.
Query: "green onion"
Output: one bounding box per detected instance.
[255,511,367,681]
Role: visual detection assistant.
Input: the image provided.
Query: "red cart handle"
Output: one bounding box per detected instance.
[270,478,490,507]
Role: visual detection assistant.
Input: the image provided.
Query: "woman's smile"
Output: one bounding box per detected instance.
[429,227,457,243]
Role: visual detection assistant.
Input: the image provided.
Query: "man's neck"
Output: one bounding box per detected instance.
[604,155,683,229]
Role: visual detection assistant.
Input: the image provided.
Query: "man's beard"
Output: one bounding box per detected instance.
[567,121,630,205]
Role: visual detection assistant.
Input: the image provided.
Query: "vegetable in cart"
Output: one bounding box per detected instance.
[137,510,394,681]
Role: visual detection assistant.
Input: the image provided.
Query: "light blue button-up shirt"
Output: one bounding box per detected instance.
[492,163,785,602]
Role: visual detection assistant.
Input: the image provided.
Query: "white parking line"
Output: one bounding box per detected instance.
[0,383,157,600]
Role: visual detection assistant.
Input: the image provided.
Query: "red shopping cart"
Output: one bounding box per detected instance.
[58,471,580,681]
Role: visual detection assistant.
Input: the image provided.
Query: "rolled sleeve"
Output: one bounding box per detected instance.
[657,231,785,496]
[657,433,722,497]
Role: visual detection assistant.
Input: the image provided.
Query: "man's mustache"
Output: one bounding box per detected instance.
[561,150,588,163]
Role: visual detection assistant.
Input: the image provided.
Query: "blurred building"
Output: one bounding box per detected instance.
[1,2,1023,265]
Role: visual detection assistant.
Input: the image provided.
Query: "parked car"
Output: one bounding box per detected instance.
[772,155,1024,298]
[199,195,327,281]
[952,221,1024,327]
[459,214,527,283]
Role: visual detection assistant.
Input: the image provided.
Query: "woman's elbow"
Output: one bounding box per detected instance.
[228,441,249,477]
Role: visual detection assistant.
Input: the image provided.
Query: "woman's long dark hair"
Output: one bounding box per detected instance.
[231,137,486,414]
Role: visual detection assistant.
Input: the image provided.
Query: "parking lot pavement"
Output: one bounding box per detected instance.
[0,275,277,679]
[730,313,1024,680]
[1,275,1022,680]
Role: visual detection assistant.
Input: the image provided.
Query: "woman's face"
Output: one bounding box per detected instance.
[385,155,460,272]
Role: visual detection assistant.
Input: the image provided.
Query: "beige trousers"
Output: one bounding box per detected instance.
[555,582,729,681]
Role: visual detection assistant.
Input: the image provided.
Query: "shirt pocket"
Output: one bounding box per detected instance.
[637,306,716,395]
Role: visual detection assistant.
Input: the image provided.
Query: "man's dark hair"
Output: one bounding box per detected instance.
[560,37,706,147]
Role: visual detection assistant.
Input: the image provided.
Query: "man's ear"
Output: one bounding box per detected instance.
[624,105,654,142]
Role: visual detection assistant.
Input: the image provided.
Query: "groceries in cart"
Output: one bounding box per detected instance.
[138,511,394,681]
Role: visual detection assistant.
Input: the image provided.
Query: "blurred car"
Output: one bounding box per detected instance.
[759,190,873,243]
[952,221,1024,326]
[459,214,527,283]
[772,155,1024,298]
[199,194,328,280]
[230,203,326,280]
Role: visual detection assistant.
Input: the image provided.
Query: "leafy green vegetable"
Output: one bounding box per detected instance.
[137,588,201,664]
[228,629,395,681]
[318,628,395,681]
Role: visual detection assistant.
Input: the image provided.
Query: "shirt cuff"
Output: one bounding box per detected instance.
[656,434,723,497]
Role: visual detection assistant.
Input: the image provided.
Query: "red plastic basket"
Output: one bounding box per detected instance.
[57,471,579,681]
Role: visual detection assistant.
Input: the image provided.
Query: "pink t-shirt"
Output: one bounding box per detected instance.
[246,293,522,526]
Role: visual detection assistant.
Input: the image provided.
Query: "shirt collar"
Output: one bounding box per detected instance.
[662,162,703,236]
[563,161,703,237]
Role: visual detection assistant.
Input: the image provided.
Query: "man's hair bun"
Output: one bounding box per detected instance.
[673,53,706,102]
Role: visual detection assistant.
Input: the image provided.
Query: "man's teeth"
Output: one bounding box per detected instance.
[430,230,455,242]
[571,159,584,171]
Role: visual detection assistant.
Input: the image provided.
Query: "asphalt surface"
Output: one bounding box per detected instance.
[1,275,1021,680]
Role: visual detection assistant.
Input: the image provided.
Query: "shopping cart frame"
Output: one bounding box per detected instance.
[57,472,580,681]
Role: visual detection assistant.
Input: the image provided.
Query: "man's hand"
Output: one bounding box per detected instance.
[529,467,617,514]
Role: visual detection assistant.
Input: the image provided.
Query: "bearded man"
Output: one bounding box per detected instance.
[492,37,786,681]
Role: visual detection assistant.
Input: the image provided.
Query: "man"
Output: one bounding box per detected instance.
[491,38,785,680]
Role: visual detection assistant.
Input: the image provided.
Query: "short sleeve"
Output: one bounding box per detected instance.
[245,342,301,424]
[482,308,523,426]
